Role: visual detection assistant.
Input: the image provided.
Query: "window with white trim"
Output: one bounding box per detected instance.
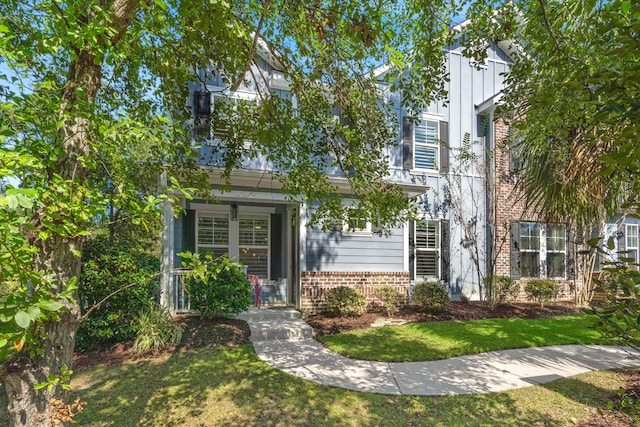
[239,214,270,279]
[414,119,439,170]
[516,222,567,278]
[416,221,440,279]
[625,224,639,264]
[546,224,566,278]
[196,214,230,259]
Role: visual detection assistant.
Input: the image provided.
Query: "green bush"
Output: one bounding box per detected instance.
[326,286,367,317]
[524,279,559,308]
[587,261,640,350]
[494,275,520,304]
[374,285,402,317]
[182,253,252,317]
[78,235,160,350]
[412,281,450,313]
[132,304,183,353]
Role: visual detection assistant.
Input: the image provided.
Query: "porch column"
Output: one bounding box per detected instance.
[159,171,175,313]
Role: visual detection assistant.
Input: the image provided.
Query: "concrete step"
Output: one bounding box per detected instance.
[236,307,302,322]
[236,307,314,342]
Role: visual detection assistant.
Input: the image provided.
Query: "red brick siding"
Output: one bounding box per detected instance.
[300,271,410,313]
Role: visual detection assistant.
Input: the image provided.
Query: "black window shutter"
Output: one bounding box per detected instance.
[182,209,196,255]
[510,220,521,279]
[194,91,211,117]
[403,117,413,170]
[439,121,450,173]
[409,220,415,280]
[440,220,450,284]
[270,214,282,279]
[567,226,575,279]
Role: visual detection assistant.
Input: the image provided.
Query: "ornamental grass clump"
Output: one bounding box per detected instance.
[326,286,367,317]
[132,304,183,353]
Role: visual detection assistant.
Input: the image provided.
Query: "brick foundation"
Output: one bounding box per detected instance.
[300,271,410,313]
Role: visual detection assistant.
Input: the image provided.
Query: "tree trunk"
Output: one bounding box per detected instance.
[1,2,140,424]
[3,309,80,427]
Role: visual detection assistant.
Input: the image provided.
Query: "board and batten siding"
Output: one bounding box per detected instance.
[303,225,405,272]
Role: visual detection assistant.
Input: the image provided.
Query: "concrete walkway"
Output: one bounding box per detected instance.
[237,307,640,396]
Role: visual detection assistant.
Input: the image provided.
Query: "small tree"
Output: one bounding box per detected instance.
[524,279,559,308]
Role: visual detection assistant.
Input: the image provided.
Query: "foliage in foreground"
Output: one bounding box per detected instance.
[587,258,640,351]
[78,234,160,350]
[326,286,367,317]
[182,253,252,317]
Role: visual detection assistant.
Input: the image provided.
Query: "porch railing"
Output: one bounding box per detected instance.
[170,269,193,314]
[168,269,282,314]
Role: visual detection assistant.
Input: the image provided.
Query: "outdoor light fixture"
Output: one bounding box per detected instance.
[230,203,238,221]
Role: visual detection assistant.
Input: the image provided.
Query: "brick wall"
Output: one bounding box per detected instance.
[493,118,580,300]
[300,271,410,313]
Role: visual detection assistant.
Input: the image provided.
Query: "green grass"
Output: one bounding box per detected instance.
[318,315,614,362]
[0,315,630,426]
[0,344,634,427]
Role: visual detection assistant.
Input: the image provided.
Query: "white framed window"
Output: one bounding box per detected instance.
[239,214,270,279]
[341,209,372,236]
[196,213,230,259]
[546,224,566,278]
[625,224,639,264]
[516,222,566,278]
[416,221,440,279]
[414,119,439,170]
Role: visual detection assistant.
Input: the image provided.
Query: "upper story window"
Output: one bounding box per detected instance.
[512,221,567,279]
[625,224,639,264]
[414,120,440,170]
[403,116,449,173]
[192,91,256,141]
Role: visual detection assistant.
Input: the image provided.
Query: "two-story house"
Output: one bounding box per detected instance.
[159,36,514,314]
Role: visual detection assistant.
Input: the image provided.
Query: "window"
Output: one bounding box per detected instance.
[513,222,567,278]
[341,208,372,236]
[239,214,270,279]
[546,225,566,278]
[196,214,229,259]
[519,222,540,277]
[625,224,639,264]
[416,221,440,279]
[414,119,439,170]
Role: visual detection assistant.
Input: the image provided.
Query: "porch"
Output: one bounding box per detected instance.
[167,269,289,315]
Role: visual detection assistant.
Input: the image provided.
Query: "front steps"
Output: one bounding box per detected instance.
[237,307,314,342]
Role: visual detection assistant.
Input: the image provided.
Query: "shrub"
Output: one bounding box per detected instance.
[132,304,183,353]
[374,285,402,317]
[326,286,367,317]
[524,279,559,308]
[494,275,520,304]
[412,281,450,313]
[77,235,160,350]
[182,253,252,317]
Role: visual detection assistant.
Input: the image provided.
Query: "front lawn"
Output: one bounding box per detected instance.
[318,315,615,362]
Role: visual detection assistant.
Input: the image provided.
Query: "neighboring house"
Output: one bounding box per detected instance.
[159,35,513,314]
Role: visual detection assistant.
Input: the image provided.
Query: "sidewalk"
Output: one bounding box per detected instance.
[238,307,640,396]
